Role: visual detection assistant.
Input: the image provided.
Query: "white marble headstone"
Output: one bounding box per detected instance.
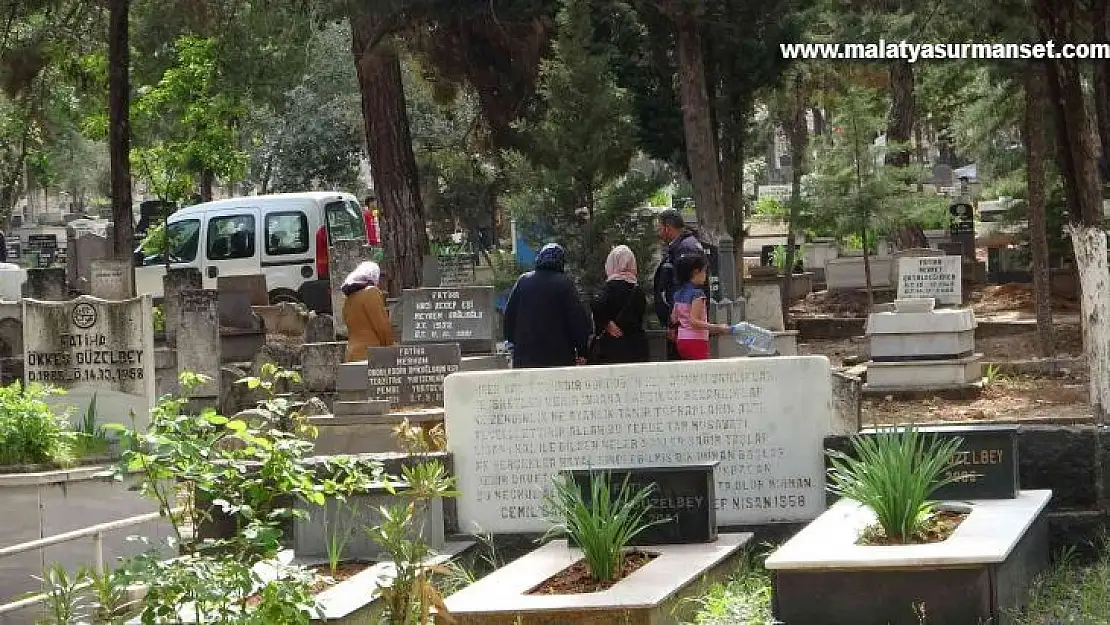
[897,256,962,305]
[445,356,835,533]
[22,295,156,430]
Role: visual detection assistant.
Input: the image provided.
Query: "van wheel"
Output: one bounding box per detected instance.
[268,289,302,306]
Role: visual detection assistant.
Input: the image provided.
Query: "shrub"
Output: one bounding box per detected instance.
[827,427,964,543]
[543,472,664,583]
[0,382,74,467]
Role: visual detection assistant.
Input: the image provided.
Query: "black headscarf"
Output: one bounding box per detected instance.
[535,243,567,273]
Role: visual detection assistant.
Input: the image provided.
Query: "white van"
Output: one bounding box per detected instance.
[134,192,370,313]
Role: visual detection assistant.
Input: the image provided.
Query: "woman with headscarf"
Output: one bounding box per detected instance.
[589,245,649,364]
[342,261,395,362]
[503,243,592,368]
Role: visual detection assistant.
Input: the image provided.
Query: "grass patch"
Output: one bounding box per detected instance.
[1014,546,1110,624]
[684,549,775,625]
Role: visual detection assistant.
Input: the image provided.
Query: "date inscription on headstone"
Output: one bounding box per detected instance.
[367,343,461,407]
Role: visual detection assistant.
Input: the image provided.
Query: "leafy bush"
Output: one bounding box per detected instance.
[0,382,74,467]
[542,472,663,583]
[754,197,787,218]
[827,427,964,543]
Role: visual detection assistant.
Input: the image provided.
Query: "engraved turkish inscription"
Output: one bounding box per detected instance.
[445,357,833,532]
[367,343,461,407]
[897,256,962,305]
[402,287,494,346]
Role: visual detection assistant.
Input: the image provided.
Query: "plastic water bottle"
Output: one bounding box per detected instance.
[730,322,777,355]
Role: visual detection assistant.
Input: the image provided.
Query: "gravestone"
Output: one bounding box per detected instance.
[437,254,477,288]
[89,259,134,300]
[367,343,462,407]
[445,356,836,532]
[218,291,263,331]
[931,164,955,187]
[301,342,347,393]
[217,275,268,307]
[897,256,962,306]
[303,313,336,344]
[24,267,66,301]
[22,295,156,429]
[563,463,717,545]
[176,289,220,398]
[66,227,113,294]
[0,267,25,301]
[401,287,496,353]
[27,234,58,266]
[329,239,372,336]
[853,425,1017,500]
[163,268,203,346]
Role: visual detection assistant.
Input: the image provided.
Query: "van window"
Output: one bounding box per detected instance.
[142,219,200,266]
[207,214,256,260]
[324,201,365,244]
[265,212,309,255]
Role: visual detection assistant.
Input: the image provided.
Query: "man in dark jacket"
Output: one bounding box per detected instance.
[652,209,706,359]
[503,243,592,368]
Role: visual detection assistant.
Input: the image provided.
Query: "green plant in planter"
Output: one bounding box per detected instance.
[367,419,459,625]
[542,472,664,584]
[151,305,165,334]
[323,502,359,577]
[0,382,75,467]
[827,427,965,544]
[109,368,380,623]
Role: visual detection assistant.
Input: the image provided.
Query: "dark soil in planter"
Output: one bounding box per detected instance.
[527,551,658,595]
[857,510,968,546]
[308,560,376,594]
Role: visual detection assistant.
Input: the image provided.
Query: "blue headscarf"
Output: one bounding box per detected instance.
[535,243,566,272]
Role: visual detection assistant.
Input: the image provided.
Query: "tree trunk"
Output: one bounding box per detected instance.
[199,169,214,203]
[782,73,808,325]
[861,221,874,309]
[108,0,134,265]
[1094,0,1110,168]
[1024,62,1055,357]
[351,10,428,296]
[1037,0,1107,418]
[885,61,914,167]
[672,9,725,242]
[811,107,825,136]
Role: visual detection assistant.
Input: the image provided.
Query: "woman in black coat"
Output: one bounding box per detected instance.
[590,245,649,364]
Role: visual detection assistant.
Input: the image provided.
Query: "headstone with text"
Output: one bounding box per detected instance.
[176,289,220,398]
[163,268,203,345]
[27,234,58,267]
[436,255,477,288]
[89,259,134,300]
[836,425,1018,500]
[563,463,717,545]
[22,295,156,429]
[897,256,962,306]
[401,287,495,353]
[445,356,835,532]
[367,343,461,407]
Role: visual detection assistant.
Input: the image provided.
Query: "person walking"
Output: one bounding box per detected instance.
[503,243,592,368]
[341,261,395,362]
[652,209,706,359]
[589,245,649,364]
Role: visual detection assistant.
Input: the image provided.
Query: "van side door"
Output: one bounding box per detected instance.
[202,206,262,289]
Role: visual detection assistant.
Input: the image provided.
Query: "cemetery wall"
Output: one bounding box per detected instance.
[826,425,1110,560]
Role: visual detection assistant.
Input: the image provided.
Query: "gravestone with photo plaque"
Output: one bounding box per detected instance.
[563,463,718,545]
[444,356,837,532]
[401,287,495,353]
[22,295,156,429]
[367,343,461,407]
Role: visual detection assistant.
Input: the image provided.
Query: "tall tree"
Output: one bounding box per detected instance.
[1094,0,1110,168]
[885,61,914,166]
[781,70,809,323]
[350,8,428,295]
[108,0,133,263]
[1023,62,1054,357]
[1035,0,1110,419]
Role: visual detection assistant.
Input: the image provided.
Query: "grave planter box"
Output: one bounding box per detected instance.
[442,533,751,625]
[0,464,173,606]
[562,463,717,546]
[765,491,1052,625]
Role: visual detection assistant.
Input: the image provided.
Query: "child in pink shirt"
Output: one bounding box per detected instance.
[670,253,732,360]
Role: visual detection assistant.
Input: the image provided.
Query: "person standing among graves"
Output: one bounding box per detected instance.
[342,261,395,362]
[589,245,649,364]
[652,209,706,360]
[672,253,733,360]
[503,243,592,368]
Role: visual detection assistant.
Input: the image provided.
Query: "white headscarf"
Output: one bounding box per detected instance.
[342,261,381,290]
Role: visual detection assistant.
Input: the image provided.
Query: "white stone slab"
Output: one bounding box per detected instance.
[444,356,836,533]
[866,308,976,335]
[23,295,156,430]
[897,256,962,305]
[765,490,1051,570]
[825,257,893,290]
[869,330,975,360]
[865,354,983,389]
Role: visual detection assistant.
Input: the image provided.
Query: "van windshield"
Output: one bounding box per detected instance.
[139,219,201,266]
[325,200,366,244]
